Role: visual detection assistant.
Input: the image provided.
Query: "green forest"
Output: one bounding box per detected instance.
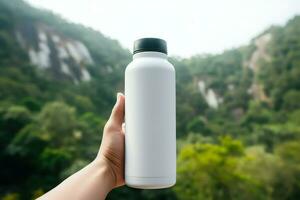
[0,0,300,199]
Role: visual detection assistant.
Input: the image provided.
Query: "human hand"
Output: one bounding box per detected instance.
[37,93,125,200]
[97,92,125,188]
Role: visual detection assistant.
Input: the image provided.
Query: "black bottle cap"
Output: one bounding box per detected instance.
[133,38,167,55]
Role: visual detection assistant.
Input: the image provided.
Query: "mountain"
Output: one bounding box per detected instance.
[0,0,133,118]
[0,0,300,199]
[0,0,130,83]
[175,16,300,136]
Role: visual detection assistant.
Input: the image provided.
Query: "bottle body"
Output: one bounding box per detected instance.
[125,52,176,189]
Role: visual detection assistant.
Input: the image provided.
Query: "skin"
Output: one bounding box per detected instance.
[38,93,125,200]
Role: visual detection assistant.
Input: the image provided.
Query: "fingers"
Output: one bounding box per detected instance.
[108,93,125,128]
[121,123,125,135]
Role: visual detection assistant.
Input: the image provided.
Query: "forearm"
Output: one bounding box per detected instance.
[38,159,115,200]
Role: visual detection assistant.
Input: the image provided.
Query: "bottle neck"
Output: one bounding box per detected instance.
[133,51,167,60]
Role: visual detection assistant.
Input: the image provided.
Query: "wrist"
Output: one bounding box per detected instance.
[90,158,115,194]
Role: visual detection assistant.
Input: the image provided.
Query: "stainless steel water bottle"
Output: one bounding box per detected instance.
[125,38,176,189]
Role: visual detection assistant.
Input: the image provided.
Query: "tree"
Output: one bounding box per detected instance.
[275,140,300,199]
[283,90,300,111]
[38,102,77,147]
[175,137,267,200]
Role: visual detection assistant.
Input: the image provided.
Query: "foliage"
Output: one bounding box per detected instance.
[0,0,299,199]
[175,137,261,200]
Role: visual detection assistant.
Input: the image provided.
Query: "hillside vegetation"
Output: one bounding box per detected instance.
[0,0,300,199]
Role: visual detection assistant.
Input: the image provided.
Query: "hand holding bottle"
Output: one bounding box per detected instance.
[38,93,125,200]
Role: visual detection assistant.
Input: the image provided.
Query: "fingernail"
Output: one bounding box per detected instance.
[117,92,121,102]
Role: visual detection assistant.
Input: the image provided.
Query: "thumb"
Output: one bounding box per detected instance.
[108,93,125,128]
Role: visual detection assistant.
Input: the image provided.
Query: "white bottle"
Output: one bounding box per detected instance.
[125,38,176,189]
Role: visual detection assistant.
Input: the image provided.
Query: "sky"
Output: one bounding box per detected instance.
[25,0,300,57]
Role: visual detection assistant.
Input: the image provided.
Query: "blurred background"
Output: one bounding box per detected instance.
[0,0,300,199]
